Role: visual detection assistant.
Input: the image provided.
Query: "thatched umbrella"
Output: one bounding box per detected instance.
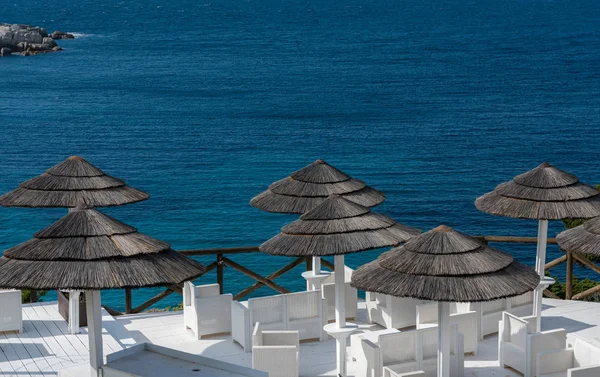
[475,162,600,331]
[0,208,205,377]
[250,159,387,289]
[0,155,149,333]
[557,217,600,257]
[351,225,539,377]
[0,156,149,208]
[260,194,419,377]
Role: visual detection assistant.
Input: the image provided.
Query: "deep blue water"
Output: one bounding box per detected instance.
[1,0,599,311]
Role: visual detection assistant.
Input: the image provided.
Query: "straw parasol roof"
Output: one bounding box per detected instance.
[259,194,420,256]
[351,225,539,302]
[0,208,205,290]
[557,217,600,256]
[0,156,149,208]
[475,162,600,220]
[250,159,386,214]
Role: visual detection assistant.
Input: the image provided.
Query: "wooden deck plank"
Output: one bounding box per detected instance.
[19,309,63,376]
[22,304,77,367]
[35,303,89,359]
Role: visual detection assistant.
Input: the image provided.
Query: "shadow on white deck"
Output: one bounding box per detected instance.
[1,298,599,376]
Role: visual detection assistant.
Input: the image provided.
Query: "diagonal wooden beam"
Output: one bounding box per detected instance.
[234,257,306,300]
[131,289,173,314]
[222,257,289,296]
[545,255,567,270]
[321,258,334,271]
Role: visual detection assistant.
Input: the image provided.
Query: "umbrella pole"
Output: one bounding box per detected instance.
[67,208,81,335]
[533,219,548,332]
[335,254,346,376]
[437,301,450,377]
[85,290,103,377]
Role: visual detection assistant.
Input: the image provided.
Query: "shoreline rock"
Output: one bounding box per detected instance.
[0,23,74,57]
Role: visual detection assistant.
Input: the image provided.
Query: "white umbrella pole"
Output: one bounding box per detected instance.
[437,301,450,377]
[335,254,346,376]
[533,219,548,332]
[67,208,81,334]
[85,290,103,377]
[313,256,321,276]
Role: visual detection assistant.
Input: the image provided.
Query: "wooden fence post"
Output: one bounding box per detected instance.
[217,254,224,294]
[566,250,573,300]
[306,257,313,272]
[125,288,132,314]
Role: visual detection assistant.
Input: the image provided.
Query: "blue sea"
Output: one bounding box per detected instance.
[1,0,599,311]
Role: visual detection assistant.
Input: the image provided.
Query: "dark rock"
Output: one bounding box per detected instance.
[0,47,12,56]
[51,31,75,40]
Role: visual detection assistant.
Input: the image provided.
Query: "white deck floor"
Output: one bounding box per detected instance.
[1,298,600,376]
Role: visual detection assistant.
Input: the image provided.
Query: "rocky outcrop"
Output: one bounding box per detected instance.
[50,31,75,40]
[0,23,73,56]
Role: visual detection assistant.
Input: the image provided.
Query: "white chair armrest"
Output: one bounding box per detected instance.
[569,364,600,377]
[253,322,263,347]
[362,339,382,377]
[536,348,574,376]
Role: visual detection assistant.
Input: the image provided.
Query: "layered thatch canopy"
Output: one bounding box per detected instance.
[475,162,600,220]
[250,159,386,214]
[0,209,205,290]
[351,225,539,302]
[557,217,600,256]
[0,156,149,208]
[259,194,420,256]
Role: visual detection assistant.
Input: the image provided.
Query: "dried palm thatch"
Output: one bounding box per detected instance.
[351,225,539,302]
[557,217,600,256]
[250,159,385,214]
[0,208,204,290]
[475,162,600,220]
[0,156,149,208]
[259,194,420,256]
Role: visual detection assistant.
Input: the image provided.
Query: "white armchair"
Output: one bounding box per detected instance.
[498,312,566,377]
[231,291,327,352]
[252,323,299,377]
[232,294,287,352]
[473,291,534,339]
[366,292,427,329]
[183,282,232,339]
[0,290,22,333]
[537,335,600,377]
[419,326,464,377]
[322,266,357,321]
[416,302,477,355]
[356,325,463,377]
[286,290,327,342]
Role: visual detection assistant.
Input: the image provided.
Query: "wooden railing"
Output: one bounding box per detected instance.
[102,246,335,316]
[31,234,600,314]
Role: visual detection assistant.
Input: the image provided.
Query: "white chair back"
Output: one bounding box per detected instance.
[287,291,319,321]
[379,331,418,366]
[250,295,286,325]
[511,291,533,307]
[194,283,220,298]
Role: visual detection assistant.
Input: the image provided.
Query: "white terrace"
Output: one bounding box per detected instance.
[1,298,600,377]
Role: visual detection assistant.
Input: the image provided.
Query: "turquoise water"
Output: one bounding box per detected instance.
[1,0,599,311]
